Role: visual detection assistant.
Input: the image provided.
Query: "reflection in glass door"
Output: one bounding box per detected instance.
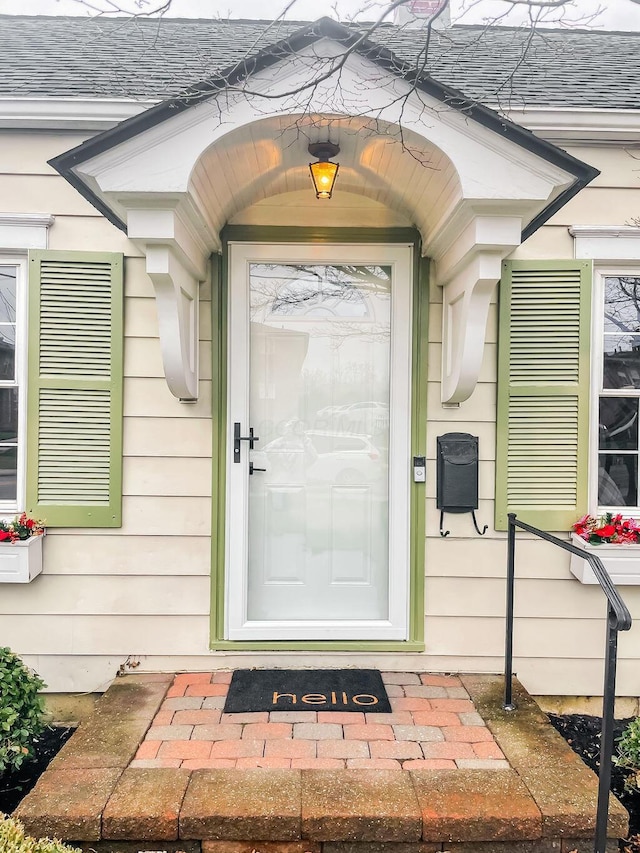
[248,262,391,622]
[227,245,412,640]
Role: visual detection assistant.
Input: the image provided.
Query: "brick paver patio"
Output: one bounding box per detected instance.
[131,672,508,770]
[14,672,629,852]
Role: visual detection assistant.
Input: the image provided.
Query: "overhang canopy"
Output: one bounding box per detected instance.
[50,17,598,403]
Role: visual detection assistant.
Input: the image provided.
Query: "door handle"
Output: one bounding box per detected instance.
[249,462,266,475]
[234,422,259,462]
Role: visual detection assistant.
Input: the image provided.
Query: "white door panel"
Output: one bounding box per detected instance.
[226,243,412,640]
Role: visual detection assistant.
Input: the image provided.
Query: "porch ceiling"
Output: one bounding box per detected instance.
[188,115,460,243]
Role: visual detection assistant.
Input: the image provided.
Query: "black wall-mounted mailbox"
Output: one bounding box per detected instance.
[436,432,486,536]
[437,432,478,513]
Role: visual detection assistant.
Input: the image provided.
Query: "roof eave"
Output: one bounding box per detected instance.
[48,14,600,240]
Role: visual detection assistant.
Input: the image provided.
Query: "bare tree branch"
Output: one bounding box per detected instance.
[13,0,615,162]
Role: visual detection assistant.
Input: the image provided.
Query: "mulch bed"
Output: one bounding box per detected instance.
[0,725,74,815]
[549,714,640,852]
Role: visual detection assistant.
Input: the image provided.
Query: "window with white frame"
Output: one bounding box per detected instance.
[0,259,26,512]
[596,271,640,508]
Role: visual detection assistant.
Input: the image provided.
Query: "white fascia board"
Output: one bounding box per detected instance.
[0,97,638,144]
[0,98,155,130]
[500,107,640,144]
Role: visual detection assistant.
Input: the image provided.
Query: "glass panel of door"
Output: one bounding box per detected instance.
[247,262,391,623]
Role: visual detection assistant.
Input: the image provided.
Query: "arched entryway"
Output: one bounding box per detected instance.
[50,16,594,644]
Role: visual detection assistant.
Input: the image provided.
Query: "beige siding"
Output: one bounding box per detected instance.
[566,146,640,188]
[0,576,210,615]
[0,173,101,215]
[0,132,91,172]
[42,534,212,575]
[0,132,217,691]
[424,142,640,697]
[548,188,640,227]
[3,130,640,698]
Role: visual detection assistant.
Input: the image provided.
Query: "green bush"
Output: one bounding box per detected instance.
[0,648,45,775]
[615,716,640,791]
[0,814,81,853]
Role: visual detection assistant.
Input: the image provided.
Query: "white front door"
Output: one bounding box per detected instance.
[226,243,412,640]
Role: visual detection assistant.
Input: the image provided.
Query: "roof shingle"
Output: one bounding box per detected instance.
[0,14,638,109]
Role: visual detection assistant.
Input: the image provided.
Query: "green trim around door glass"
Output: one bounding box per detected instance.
[210,251,227,638]
[210,227,428,651]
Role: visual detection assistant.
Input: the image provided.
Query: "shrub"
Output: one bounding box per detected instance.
[0,814,81,853]
[615,716,640,791]
[0,648,45,775]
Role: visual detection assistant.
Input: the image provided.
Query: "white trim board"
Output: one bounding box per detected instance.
[572,227,640,262]
[0,98,155,130]
[225,241,413,641]
[2,98,640,144]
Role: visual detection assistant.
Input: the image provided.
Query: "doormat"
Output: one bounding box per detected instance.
[223,668,392,714]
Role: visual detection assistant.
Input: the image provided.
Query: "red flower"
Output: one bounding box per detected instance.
[574,513,640,544]
[0,530,13,541]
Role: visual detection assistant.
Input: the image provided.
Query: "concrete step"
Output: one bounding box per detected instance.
[13,672,628,853]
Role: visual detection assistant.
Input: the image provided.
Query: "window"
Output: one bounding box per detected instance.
[0,259,26,512]
[596,271,640,508]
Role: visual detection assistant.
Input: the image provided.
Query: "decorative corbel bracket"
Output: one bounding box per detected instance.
[145,244,200,401]
[440,253,503,404]
[127,206,210,402]
[433,214,522,404]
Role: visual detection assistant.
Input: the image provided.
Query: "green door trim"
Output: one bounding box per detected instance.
[210,226,427,651]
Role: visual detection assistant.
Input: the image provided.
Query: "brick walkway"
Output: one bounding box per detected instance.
[15,673,630,849]
[131,671,508,770]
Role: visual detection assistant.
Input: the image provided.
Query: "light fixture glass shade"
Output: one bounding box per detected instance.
[309,159,339,199]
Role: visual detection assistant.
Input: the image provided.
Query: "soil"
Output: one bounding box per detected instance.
[548,714,640,852]
[0,725,74,815]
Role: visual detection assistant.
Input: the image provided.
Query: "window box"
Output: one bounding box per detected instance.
[569,532,640,585]
[0,535,43,583]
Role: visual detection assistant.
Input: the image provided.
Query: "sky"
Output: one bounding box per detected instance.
[2,0,640,29]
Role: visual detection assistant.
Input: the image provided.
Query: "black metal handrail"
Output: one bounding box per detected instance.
[506,513,633,853]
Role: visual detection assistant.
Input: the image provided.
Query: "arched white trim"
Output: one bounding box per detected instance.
[64,38,583,402]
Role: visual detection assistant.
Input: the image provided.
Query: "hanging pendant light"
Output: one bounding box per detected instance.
[308,142,340,200]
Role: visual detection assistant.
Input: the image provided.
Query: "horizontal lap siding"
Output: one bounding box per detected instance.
[0,173,101,216]
[2,614,211,655]
[15,262,215,687]
[0,575,211,615]
[0,144,216,689]
[5,134,640,697]
[22,250,215,684]
[425,211,640,696]
[0,133,92,172]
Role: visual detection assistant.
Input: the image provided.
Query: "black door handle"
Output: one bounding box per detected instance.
[249,463,266,475]
[234,422,259,462]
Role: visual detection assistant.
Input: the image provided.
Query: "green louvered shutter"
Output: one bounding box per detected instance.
[26,250,123,527]
[495,259,592,532]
